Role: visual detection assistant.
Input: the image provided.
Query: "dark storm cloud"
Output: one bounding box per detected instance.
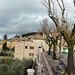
[0,0,47,34]
[0,0,74,34]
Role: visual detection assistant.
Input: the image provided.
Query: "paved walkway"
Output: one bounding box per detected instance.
[42,53,54,75]
[35,64,41,75]
[35,53,44,75]
[35,52,54,75]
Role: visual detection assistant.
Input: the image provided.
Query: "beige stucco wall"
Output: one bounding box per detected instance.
[15,43,24,59]
[57,40,64,53]
[33,39,49,52]
[0,45,2,50]
[32,39,64,53]
[0,40,20,50]
[15,41,41,59]
[7,41,20,49]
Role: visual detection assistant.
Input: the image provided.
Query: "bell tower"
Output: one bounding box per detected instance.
[3,34,7,40]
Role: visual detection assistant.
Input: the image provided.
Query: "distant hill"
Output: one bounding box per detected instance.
[22,32,43,37]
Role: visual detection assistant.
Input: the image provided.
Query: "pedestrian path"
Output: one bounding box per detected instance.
[35,52,54,75]
[35,64,41,75]
[42,53,54,75]
[35,52,45,75]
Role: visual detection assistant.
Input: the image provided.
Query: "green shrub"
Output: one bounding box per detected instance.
[0,51,3,56]
[11,47,15,51]
[2,42,10,51]
[0,58,33,75]
[6,47,10,50]
[2,50,14,57]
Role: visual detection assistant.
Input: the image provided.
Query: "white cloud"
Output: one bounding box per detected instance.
[64,0,72,3]
[0,0,47,34]
[0,0,74,35]
[0,36,2,39]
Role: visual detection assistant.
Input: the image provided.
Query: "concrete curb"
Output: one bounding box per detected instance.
[42,53,54,75]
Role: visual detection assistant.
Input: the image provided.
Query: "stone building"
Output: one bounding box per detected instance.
[15,40,43,59]
[0,36,20,50]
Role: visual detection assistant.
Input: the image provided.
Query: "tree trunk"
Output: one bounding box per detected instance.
[59,37,62,53]
[67,43,74,74]
[48,46,51,55]
[53,43,56,59]
[59,45,61,53]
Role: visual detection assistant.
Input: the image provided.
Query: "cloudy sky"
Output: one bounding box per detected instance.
[0,0,74,39]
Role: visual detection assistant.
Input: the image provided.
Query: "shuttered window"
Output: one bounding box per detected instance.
[30,46,34,49]
[29,53,34,56]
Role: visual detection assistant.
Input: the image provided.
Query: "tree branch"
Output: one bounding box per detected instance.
[56,0,62,10]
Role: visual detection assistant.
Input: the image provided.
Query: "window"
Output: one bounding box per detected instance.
[25,46,27,49]
[38,46,41,48]
[29,53,34,56]
[30,46,34,49]
[29,53,31,56]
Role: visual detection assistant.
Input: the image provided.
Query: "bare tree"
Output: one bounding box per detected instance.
[42,0,75,74]
[41,19,52,55]
[41,19,60,59]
